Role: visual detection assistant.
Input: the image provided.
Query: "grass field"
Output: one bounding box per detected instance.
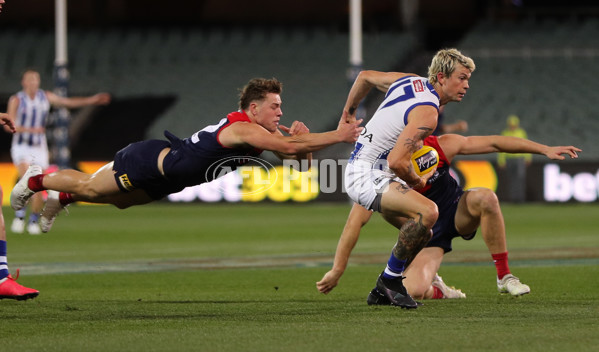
[1,203,598,352]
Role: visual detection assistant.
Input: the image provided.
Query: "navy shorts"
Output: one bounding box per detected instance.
[112,139,184,200]
[425,194,477,253]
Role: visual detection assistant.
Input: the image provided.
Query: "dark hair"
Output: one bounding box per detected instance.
[238,78,282,110]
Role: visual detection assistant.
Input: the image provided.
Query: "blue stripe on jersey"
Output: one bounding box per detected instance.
[425,81,440,100]
[17,98,27,127]
[29,106,38,146]
[385,77,413,99]
[349,142,364,162]
[381,84,415,110]
[403,102,440,126]
[374,149,390,170]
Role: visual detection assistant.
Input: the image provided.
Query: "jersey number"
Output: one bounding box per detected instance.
[381,84,415,110]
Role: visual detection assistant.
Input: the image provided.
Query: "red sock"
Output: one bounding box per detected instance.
[59,192,75,206]
[492,252,510,280]
[431,286,444,299]
[27,174,46,192]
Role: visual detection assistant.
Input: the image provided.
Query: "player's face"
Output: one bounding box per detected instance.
[442,64,471,103]
[22,71,41,93]
[0,0,5,13]
[253,93,283,133]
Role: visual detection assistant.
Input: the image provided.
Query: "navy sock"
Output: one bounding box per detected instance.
[0,240,9,280]
[15,209,26,219]
[382,252,406,280]
[29,213,40,224]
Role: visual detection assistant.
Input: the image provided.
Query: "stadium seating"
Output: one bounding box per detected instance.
[0,26,416,147]
[443,17,599,160]
[2,20,594,160]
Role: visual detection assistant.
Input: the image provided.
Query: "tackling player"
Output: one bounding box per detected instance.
[317,133,581,302]
[11,78,362,233]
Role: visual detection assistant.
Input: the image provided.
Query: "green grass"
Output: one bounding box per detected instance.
[1,203,598,352]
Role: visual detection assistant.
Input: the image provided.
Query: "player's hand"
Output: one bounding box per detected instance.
[544,146,582,160]
[316,270,342,294]
[1,113,16,134]
[421,165,438,185]
[336,118,363,143]
[92,93,111,105]
[279,120,310,136]
[340,109,357,124]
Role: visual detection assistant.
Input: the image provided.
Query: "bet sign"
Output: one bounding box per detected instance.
[544,164,599,202]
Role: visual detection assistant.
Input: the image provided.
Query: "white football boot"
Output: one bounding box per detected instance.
[432,274,467,299]
[10,165,42,210]
[497,274,530,296]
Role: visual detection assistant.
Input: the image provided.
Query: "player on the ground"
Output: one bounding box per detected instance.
[6,69,110,234]
[317,133,581,301]
[11,77,362,232]
[342,49,475,308]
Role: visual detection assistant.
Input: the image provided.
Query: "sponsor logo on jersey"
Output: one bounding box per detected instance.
[413,80,424,92]
[119,174,134,191]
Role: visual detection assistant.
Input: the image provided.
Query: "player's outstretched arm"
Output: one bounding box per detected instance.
[448,135,581,160]
[46,91,111,109]
[317,203,373,294]
[221,119,363,155]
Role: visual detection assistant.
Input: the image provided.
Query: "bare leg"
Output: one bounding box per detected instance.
[42,162,154,208]
[403,247,444,299]
[455,188,507,255]
[381,181,438,262]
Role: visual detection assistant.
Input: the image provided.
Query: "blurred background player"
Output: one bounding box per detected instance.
[342,49,475,309]
[10,77,362,233]
[6,69,110,234]
[497,114,531,203]
[317,133,580,301]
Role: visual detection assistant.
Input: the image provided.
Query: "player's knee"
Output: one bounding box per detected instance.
[476,189,500,213]
[407,283,429,300]
[421,201,439,228]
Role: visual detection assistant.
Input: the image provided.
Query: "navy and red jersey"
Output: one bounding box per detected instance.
[161,110,264,188]
[417,135,463,210]
[418,135,473,252]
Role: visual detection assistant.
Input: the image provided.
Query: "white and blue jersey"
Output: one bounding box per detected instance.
[10,90,51,168]
[349,75,440,169]
[12,90,50,147]
[345,75,440,211]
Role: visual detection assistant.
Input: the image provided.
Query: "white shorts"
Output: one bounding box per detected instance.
[10,141,50,169]
[344,161,406,212]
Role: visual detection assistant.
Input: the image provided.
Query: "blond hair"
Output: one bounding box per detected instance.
[427,49,475,85]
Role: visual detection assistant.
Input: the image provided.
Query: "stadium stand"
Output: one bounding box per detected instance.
[442,17,599,160]
[0,26,415,138]
[1,20,594,160]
